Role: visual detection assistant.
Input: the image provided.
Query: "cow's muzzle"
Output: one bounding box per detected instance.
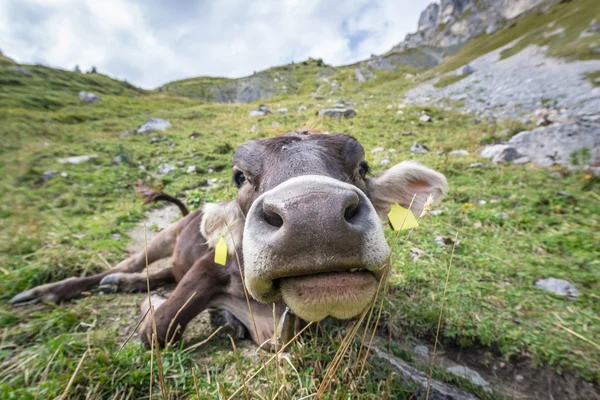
[243,175,390,321]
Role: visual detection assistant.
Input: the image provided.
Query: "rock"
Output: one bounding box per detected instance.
[186,166,197,173]
[150,137,160,144]
[449,149,469,155]
[318,108,356,119]
[35,170,60,184]
[58,155,97,164]
[590,21,600,32]
[534,277,578,298]
[508,118,600,168]
[334,99,345,105]
[112,155,122,165]
[447,366,490,390]
[419,114,432,123]
[249,125,258,132]
[414,345,429,358]
[346,101,357,107]
[271,121,280,127]
[469,162,484,168]
[512,156,530,165]
[380,159,390,166]
[277,107,288,114]
[258,104,272,113]
[368,342,479,400]
[354,68,374,82]
[430,210,443,216]
[298,105,307,111]
[249,110,266,117]
[480,144,523,164]
[367,56,395,71]
[14,66,31,75]
[402,131,414,136]
[411,142,429,154]
[461,64,475,76]
[371,147,385,154]
[396,110,404,115]
[158,164,177,175]
[189,132,202,139]
[119,130,135,138]
[79,91,100,104]
[137,118,171,134]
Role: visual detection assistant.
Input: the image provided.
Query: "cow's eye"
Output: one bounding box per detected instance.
[358,161,369,179]
[234,171,247,187]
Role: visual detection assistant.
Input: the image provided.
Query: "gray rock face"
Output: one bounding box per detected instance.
[79,91,100,104]
[508,117,600,168]
[480,144,522,164]
[394,0,544,50]
[14,66,31,75]
[405,45,600,120]
[447,365,491,390]
[318,108,356,119]
[590,21,600,32]
[534,277,578,298]
[137,118,171,134]
[367,56,395,71]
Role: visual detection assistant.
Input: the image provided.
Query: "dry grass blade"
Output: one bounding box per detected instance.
[226,321,314,400]
[117,307,150,354]
[224,220,274,397]
[315,309,368,398]
[58,349,88,400]
[183,325,224,353]
[34,347,61,400]
[554,321,600,351]
[192,367,201,399]
[165,291,198,350]
[425,231,458,400]
[273,303,280,399]
[229,335,250,400]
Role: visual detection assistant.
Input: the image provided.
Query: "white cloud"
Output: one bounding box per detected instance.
[0,0,429,89]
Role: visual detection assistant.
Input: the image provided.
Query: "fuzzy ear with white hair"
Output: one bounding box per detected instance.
[367,161,448,217]
[200,201,245,255]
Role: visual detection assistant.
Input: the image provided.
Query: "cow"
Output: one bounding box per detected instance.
[11,129,447,349]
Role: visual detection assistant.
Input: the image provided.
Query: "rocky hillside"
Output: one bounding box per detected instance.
[392,0,549,51]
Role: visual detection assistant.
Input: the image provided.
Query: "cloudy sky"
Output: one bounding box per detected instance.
[0,0,429,89]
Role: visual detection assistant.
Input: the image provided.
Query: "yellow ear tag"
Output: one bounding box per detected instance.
[214,236,228,265]
[387,203,419,231]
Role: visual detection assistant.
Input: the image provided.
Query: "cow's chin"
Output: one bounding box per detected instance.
[279,271,378,321]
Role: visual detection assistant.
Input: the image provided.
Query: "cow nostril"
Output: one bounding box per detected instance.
[344,201,360,223]
[263,210,284,228]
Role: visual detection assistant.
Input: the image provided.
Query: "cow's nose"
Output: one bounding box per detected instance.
[260,186,362,231]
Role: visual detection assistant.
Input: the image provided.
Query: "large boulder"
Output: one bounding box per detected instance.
[137,118,171,134]
[318,108,356,119]
[508,116,600,168]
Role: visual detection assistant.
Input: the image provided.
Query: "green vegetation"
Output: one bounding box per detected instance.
[434,73,467,88]
[1,5,600,395]
[586,70,600,86]
[437,0,600,73]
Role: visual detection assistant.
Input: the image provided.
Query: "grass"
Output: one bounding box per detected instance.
[433,74,467,88]
[1,13,600,397]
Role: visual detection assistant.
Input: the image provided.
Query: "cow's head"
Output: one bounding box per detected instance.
[201,130,447,321]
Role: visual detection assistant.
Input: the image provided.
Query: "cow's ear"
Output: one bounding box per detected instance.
[366,161,448,217]
[200,201,244,255]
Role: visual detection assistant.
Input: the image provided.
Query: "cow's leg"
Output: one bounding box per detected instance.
[98,266,175,293]
[10,223,179,305]
[138,254,225,348]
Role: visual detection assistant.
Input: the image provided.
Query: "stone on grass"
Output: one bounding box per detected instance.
[119,130,135,138]
[411,142,429,154]
[318,108,356,119]
[186,166,197,173]
[137,118,171,134]
[469,162,484,168]
[419,114,432,123]
[449,149,469,155]
[512,156,531,165]
[58,155,97,164]
[35,170,60,184]
[158,164,177,175]
[371,147,385,154]
[79,91,100,104]
[277,107,288,114]
[534,278,578,298]
[249,110,266,117]
[379,159,390,166]
[414,345,429,358]
[480,144,522,164]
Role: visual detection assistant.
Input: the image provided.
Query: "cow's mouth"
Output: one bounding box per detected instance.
[277,269,379,321]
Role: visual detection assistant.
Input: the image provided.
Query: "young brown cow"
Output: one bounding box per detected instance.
[11,129,447,348]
